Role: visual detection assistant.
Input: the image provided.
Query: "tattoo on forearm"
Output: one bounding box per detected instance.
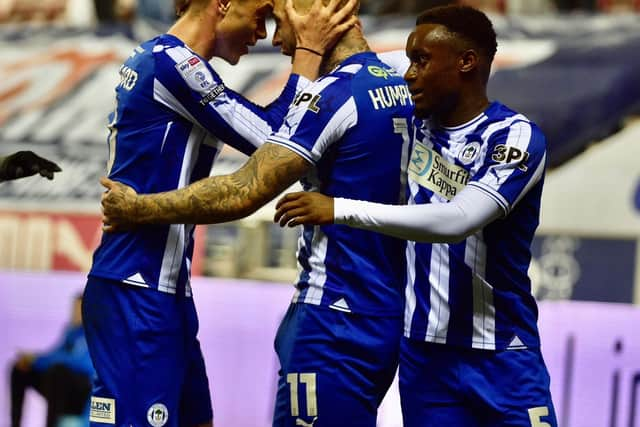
[134,144,310,225]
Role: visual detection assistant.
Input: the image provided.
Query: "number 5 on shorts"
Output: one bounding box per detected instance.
[286,373,317,418]
[528,406,551,427]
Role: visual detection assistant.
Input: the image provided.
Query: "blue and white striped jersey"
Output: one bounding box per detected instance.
[405,102,546,350]
[89,34,307,295]
[269,52,414,316]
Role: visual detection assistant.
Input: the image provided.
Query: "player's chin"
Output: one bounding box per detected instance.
[284,45,296,57]
[225,53,241,65]
[413,105,431,119]
[219,48,244,65]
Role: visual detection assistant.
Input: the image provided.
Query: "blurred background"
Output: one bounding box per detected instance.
[0,0,639,426]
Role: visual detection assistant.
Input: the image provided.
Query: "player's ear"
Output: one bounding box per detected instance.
[459,49,478,74]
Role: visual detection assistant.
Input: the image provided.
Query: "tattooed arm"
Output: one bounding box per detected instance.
[101,143,310,228]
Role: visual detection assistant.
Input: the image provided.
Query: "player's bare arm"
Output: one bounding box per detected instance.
[274,191,335,226]
[101,143,310,230]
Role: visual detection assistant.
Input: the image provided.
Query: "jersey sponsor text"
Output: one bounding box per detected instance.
[408,142,469,200]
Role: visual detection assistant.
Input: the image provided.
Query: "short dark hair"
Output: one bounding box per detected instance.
[416,5,497,63]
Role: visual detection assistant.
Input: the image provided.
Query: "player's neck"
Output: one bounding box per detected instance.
[439,91,490,128]
[168,17,216,60]
[321,29,371,76]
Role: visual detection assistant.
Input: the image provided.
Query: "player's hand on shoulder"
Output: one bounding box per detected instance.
[1,151,62,181]
[100,177,139,233]
[286,0,359,56]
[274,191,335,227]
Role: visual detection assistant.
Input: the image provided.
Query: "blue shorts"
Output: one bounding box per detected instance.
[399,337,557,427]
[82,276,213,427]
[273,303,402,427]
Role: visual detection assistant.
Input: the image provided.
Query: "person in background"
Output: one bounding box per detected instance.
[0,151,61,182]
[92,0,117,23]
[137,0,176,25]
[10,294,94,427]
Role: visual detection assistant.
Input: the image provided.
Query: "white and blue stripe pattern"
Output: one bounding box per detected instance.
[89,33,305,295]
[405,102,547,350]
[271,52,413,316]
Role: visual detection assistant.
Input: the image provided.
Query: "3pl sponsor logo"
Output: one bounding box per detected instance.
[293,92,321,113]
[491,144,530,172]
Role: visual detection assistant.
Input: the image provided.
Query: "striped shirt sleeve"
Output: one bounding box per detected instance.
[468,120,547,215]
[153,44,306,156]
[267,77,358,165]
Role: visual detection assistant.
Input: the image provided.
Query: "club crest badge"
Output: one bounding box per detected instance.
[459,141,481,165]
[147,403,169,427]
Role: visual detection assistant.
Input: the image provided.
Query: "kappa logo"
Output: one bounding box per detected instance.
[410,142,433,174]
[409,142,470,200]
[147,403,169,427]
[296,417,318,427]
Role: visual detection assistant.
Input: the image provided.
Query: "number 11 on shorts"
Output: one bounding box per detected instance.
[286,373,318,418]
